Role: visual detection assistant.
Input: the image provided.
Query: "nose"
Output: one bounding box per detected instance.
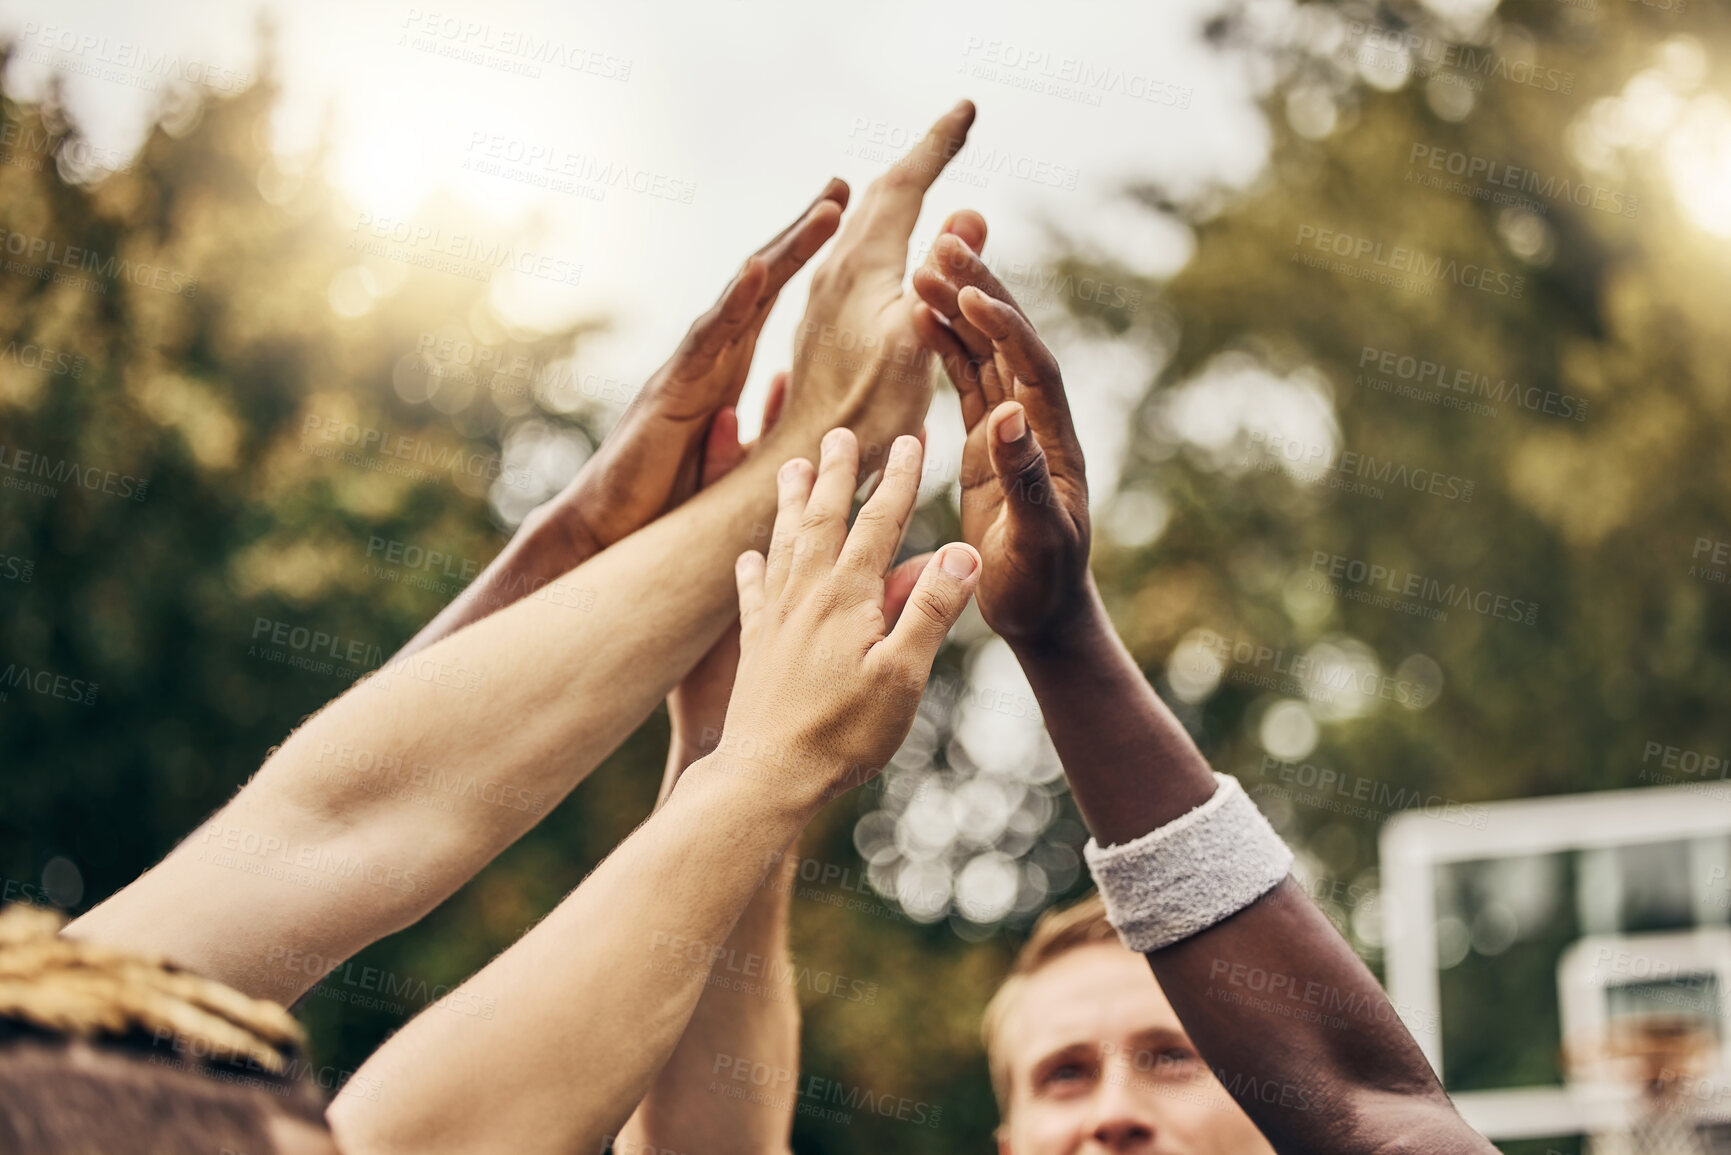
[1087,1061,1158,1151]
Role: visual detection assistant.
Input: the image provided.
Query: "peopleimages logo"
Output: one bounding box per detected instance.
[462,132,697,205]
[397,9,633,81]
[1244,430,1476,504]
[957,36,1194,110]
[17,21,253,93]
[0,444,151,502]
[1293,225,1525,299]
[1407,143,1637,219]
[1357,345,1588,421]
[1,228,198,297]
[347,214,583,287]
[1309,551,1540,626]
[0,338,84,378]
[0,662,100,706]
[1338,23,1575,96]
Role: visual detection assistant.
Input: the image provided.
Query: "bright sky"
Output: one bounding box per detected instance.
[1,0,1272,495]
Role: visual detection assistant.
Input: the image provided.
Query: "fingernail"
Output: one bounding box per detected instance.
[892,435,920,467]
[822,428,846,457]
[999,405,1026,443]
[940,547,978,578]
[779,459,807,484]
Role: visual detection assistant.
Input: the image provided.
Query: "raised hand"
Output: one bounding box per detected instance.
[529,180,848,561]
[659,375,787,779]
[781,102,981,474]
[398,189,843,658]
[720,428,981,805]
[911,232,1091,645]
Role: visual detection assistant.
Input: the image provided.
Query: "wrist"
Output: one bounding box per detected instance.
[667,720,725,765]
[1004,573,1111,662]
[679,740,848,825]
[501,507,593,585]
[772,369,924,465]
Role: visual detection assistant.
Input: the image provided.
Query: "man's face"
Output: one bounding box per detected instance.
[996,943,1276,1155]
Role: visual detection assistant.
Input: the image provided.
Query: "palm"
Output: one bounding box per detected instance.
[958,404,1088,642]
[787,290,933,468]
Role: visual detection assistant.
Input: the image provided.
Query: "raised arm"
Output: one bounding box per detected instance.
[326,429,983,1155]
[65,103,979,1005]
[394,184,846,659]
[912,238,1494,1155]
[614,399,936,1155]
[615,383,800,1155]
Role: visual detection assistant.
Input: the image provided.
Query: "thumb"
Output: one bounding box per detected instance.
[883,544,980,665]
[942,209,987,254]
[882,551,935,628]
[986,401,1052,515]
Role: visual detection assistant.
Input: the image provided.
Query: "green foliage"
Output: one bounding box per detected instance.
[0,52,1016,1155]
[4,0,1728,1147]
[1073,0,1731,1134]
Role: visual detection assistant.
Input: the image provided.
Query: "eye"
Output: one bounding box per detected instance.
[1036,1057,1098,1095]
[1140,1046,1203,1080]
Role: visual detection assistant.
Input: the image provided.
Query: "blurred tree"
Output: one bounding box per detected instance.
[0,46,643,1095]
[1030,0,1731,1146]
[6,0,1729,1150]
[0,46,1016,1155]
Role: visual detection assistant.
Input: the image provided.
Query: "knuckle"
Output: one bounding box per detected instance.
[810,580,854,619]
[682,311,724,352]
[869,168,908,196]
[810,260,843,296]
[910,586,954,631]
[850,504,892,536]
[1011,446,1049,486]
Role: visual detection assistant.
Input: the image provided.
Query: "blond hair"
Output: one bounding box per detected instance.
[981,892,1121,1119]
[0,903,305,1074]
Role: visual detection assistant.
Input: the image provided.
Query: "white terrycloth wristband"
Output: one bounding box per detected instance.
[1083,773,1293,953]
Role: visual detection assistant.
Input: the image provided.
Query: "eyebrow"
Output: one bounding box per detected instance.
[1124,1026,1193,1054]
[1028,1041,1099,1080]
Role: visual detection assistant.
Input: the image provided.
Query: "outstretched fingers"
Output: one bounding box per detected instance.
[680,179,850,369]
[912,302,989,429]
[834,100,977,276]
[754,179,848,303]
[837,435,924,580]
[986,401,1056,522]
[735,550,767,641]
[956,286,1077,449]
[918,232,1026,324]
[791,428,862,581]
[877,545,980,670]
[763,457,816,602]
[881,551,935,628]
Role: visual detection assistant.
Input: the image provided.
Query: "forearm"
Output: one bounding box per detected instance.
[1013,587,1486,1154]
[1010,576,1217,843]
[66,424,806,1001]
[392,511,581,660]
[618,726,800,1155]
[617,857,799,1155]
[326,759,812,1155]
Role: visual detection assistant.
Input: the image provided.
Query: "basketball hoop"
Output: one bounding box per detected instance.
[1564,1016,1717,1155]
